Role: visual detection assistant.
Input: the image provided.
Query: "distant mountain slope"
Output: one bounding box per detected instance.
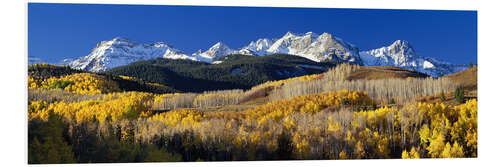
[360,40,468,77]
[443,66,477,90]
[68,37,193,72]
[191,42,235,62]
[242,32,362,63]
[106,54,338,92]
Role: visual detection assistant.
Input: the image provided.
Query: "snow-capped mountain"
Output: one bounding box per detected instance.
[359,40,468,77]
[67,37,193,72]
[238,38,273,56]
[191,42,235,62]
[62,32,468,77]
[239,32,361,63]
[64,32,368,72]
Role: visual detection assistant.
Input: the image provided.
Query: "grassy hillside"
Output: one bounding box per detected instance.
[106,54,338,92]
[346,66,429,80]
[415,66,478,105]
[443,66,477,90]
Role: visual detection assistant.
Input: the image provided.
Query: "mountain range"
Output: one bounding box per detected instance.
[45,32,468,77]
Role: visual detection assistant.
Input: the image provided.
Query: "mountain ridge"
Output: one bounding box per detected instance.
[55,32,469,77]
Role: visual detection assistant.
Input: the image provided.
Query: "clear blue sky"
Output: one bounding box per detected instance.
[28,3,477,64]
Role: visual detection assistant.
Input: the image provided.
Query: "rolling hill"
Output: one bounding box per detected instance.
[346,66,429,80]
[443,66,477,90]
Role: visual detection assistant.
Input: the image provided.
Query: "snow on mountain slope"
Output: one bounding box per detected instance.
[260,32,362,63]
[68,37,193,72]
[359,40,468,77]
[191,42,235,62]
[238,38,273,56]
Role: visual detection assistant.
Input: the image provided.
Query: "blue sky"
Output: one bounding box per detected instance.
[28,3,477,64]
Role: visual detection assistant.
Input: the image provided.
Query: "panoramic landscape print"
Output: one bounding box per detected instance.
[27,3,477,163]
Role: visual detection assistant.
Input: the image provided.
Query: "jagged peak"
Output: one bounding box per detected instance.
[95,37,138,48]
[319,32,332,38]
[110,37,136,44]
[247,38,271,45]
[149,42,176,49]
[213,41,225,47]
[282,31,321,38]
[112,37,129,41]
[283,31,297,38]
[209,42,232,50]
[303,31,319,37]
[153,41,166,45]
[388,40,416,56]
[152,42,166,47]
[390,40,412,48]
[284,31,294,35]
[256,38,271,43]
[192,49,203,56]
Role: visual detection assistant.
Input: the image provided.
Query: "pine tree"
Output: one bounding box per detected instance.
[454,86,465,103]
[28,113,76,164]
[276,132,293,160]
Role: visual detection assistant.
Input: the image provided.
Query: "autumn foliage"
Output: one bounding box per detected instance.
[29,73,120,95]
[27,63,477,163]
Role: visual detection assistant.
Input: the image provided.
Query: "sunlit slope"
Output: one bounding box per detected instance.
[346,66,429,80]
[443,66,477,90]
[28,63,177,94]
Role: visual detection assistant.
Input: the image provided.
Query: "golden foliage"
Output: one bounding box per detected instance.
[27,68,477,160]
[135,96,476,159]
[417,100,477,158]
[255,73,323,90]
[402,147,420,159]
[28,73,120,95]
[28,92,153,124]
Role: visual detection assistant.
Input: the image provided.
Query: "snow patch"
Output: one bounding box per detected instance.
[212,61,223,64]
[423,61,435,69]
